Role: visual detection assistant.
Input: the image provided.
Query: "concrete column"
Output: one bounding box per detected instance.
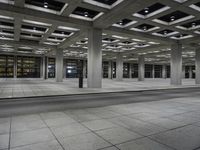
[87,28,102,88]
[116,53,123,81]
[46,57,48,79]
[63,58,66,79]
[182,65,185,79]
[162,65,166,79]
[129,63,132,78]
[170,42,182,85]
[108,61,112,79]
[189,66,192,78]
[55,49,63,82]
[111,61,114,79]
[83,60,87,78]
[138,55,145,81]
[40,56,44,79]
[152,64,155,78]
[14,55,17,78]
[42,56,48,79]
[195,48,200,84]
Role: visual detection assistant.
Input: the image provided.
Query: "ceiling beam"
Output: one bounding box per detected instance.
[13,0,25,41]
[93,0,159,28]
[0,39,56,49]
[0,3,92,29]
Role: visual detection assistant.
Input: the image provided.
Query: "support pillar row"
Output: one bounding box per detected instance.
[56,49,63,82]
[162,65,166,79]
[116,53,123,81]
[195,48,200,84]
[87,28,102,88]
[170,42,182,85]
[138,55,145,81]
[108,61,112,79]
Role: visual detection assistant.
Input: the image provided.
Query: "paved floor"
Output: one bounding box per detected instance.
[0,88,200,150]
[0,78,198,98]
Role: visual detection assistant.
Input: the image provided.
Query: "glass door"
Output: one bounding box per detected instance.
[17,56,40,78]
[48,58,55,78]
[0,55,14,78]
[66,59,78,78]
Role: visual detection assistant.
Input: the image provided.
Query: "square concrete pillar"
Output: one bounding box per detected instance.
[152,64,155,78]
[14,55,17,78]
[87,28,102,88]
[41,56,48,79]
[138,55,145,81]
[40,56,44,79]
[189,66,193,79]
[56,49,63,82]
[108,61,112,79]
[83,60,87,78]
[45,56,48,79]
[170,42,182,85]
[63,58,66,79]
[182,65,185,79]
[116,53,123,81]
[129,63,132,78]
[162,65,166,79]
[195,48,200,84]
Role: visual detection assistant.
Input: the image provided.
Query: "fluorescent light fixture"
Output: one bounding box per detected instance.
[111,35,128,39]
[148,42,160,45]
[133,6,170,19]
[58,26,80,31]
[43,42,60,45]
[153,15,195,25]
[102,39,120,43]
[194,30,200,34]
[51,32,74,37]
[152,31,179,37]
[0,15,13,20]
[170,35,193,40]
[69,12,104,21]
[132,38,146,42]
[176,25,200,30]
[190,4,200,12]
[174,0,188,3]
[19,46,32,50]
[130,26,160,32]
[134,44,150,48]
[0,44,12,48]
[83,0,124,9]
[0,0,14,4]
[0,37,14,40]
[112,21,137,28]
[22,19,52,26]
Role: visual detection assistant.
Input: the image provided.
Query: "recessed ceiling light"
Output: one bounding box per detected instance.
[144,8,149,13]
[84,12,89,17]
[143,26,147,31]
[192,22,196,27]
[170,16,175,21]
[44,2,48,8]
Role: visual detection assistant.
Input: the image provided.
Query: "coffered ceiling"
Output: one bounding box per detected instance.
[0,0,199,64]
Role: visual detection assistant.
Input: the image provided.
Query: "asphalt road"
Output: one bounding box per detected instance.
[0,87,200,117]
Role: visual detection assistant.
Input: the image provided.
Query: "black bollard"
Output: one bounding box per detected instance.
[78,60,83,88]
[79,73,83,88]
